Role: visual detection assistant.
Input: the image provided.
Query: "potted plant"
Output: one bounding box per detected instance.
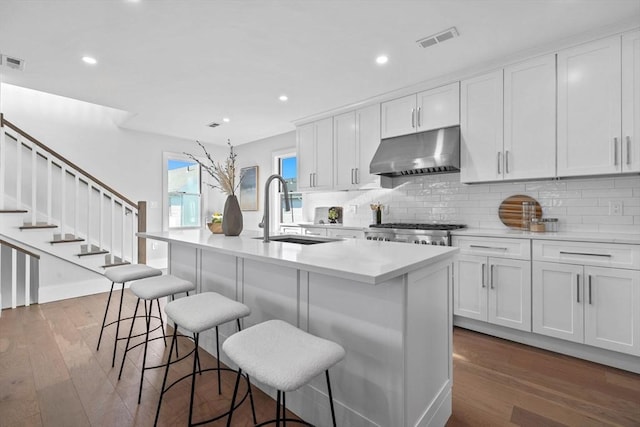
[186,140,243,236]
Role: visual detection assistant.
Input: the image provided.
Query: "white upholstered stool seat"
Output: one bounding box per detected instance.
[118,274,196,404]
[165,292,251,334]
[154,292,255,426]
[104,264,162,284]
[223,319,345,426]
[130,275,195,301]
[97,264,162,368]
[223,319,345,392]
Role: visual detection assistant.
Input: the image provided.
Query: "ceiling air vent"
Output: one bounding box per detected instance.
[417,27,459,49]
[207,122,220,128]
[1,54,25,71]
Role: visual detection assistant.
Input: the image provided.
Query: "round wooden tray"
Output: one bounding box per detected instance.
[498,195,542,229]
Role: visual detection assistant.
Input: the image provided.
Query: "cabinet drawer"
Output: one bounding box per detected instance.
[300,227,328,237]
[326,229,364,239]
[452,236,530,260]
[532,240,640,269]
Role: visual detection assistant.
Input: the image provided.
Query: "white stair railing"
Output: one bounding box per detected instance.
[0,115,144,267]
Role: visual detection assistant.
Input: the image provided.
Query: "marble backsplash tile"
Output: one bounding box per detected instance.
[304,174,640,233]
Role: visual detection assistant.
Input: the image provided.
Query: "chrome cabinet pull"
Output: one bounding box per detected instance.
[314,173,317,187]
[576,274,580,303]
[588,275,592,304]
[411,108,416,128]
[355,167,359,184]
[470,245,508,251]
[351,168,355,185]
[505,150,510,174]
[417,107,422,127]
[627,136,632,165]
[490,265,495,289]
[481,264,485,288]
[614,137,618,166]
[497,152,501,175]
[559,251,611,258]
[309,173,313,187]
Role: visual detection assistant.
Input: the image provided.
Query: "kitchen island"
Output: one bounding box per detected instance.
[140,229,458,427]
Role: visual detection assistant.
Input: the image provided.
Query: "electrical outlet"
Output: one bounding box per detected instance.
[152,242,158,250]
[609,201,623,216]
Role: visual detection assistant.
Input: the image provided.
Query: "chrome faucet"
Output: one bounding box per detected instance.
[259,174,291,242]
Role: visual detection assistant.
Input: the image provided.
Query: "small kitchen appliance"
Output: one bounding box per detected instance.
[364,223,466,246]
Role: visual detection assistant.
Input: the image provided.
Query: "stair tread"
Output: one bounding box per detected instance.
[50,238,85,244]
[20,223,58,230]
[77,250,109,257]
[101,261,131,268]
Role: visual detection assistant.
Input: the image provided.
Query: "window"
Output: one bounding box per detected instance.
[167,158,201,228]
[278,155,303,224]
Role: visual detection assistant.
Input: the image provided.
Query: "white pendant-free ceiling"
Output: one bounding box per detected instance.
[0,0,638,146]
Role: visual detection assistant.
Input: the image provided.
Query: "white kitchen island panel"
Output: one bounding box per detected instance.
[147,230,457,426]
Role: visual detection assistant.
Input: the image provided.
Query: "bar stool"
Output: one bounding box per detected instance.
[223,319,346,427]
[97,264,162,367]
[154,291,256,427]
[117,274,196,403]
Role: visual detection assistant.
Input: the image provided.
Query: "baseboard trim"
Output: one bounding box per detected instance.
[454,316,640,374]
[38,278,125,303]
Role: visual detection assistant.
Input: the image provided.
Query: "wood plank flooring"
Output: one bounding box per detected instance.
[0,290,638,427]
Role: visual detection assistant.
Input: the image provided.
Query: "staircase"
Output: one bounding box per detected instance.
[0,114,147,310]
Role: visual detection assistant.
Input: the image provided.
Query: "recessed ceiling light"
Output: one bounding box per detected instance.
[223,117,230,123]
[279,95,288,102]
[82,56,97,65]
[376,55,388,65]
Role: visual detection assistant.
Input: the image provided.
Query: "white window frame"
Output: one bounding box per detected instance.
[162,151,206,231]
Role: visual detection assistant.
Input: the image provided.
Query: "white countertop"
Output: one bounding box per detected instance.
[452,228,640,245]
[140,229,457,284]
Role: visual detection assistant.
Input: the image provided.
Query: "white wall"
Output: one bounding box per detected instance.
[1,83,228,262]
[234,130,296,231]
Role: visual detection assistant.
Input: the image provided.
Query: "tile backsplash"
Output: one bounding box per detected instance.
[305,174,640,233]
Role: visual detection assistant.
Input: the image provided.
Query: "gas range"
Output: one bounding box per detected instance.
[364,223,466,246]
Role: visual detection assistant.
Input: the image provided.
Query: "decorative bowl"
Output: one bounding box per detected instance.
[208,222,223,234]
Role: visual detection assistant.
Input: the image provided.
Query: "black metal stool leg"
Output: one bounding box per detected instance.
[276,390,281,427]
[282,392,287,427]
[326,370,337,427]
[235,318,257,423]
[216,326,221,394]
[188,333,200,427]
[118,297,140,380]
[111,281,126,367]
[154,326,178,427]
[226,368,243,427]
[156,298,167,346]
[97,281,115,351]
[193,333,201,374]
[137,299,152,404]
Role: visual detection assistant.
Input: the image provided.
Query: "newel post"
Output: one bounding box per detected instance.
[137,201,147,264]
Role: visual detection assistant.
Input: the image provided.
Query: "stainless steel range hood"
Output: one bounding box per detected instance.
[369,125,460,177]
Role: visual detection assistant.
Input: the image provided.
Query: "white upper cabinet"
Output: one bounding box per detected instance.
[381,94,416,139]
[622,30,640,172]
[461,55,556,183]
[557,36,622,177]
[334,104,384,190]
[504,54,557,180]
[416,82,460,132]
[381,82,460,139]
[297,117,333,191]
[460,70,504,183]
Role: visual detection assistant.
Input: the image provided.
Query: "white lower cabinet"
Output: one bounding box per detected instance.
[453,237,532,332]
[532,241,640,356]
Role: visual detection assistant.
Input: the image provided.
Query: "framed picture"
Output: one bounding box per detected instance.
[239,166,259,211]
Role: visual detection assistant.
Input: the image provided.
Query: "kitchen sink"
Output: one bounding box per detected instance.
[254,235,341,245]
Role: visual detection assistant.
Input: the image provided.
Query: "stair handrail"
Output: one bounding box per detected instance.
[0,114,147,264]
[0,237,41,259]
[1,114,138,209]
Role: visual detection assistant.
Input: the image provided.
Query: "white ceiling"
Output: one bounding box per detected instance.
[1,0,639,146]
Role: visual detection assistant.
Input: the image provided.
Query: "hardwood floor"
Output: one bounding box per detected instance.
[0,290,638,427]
